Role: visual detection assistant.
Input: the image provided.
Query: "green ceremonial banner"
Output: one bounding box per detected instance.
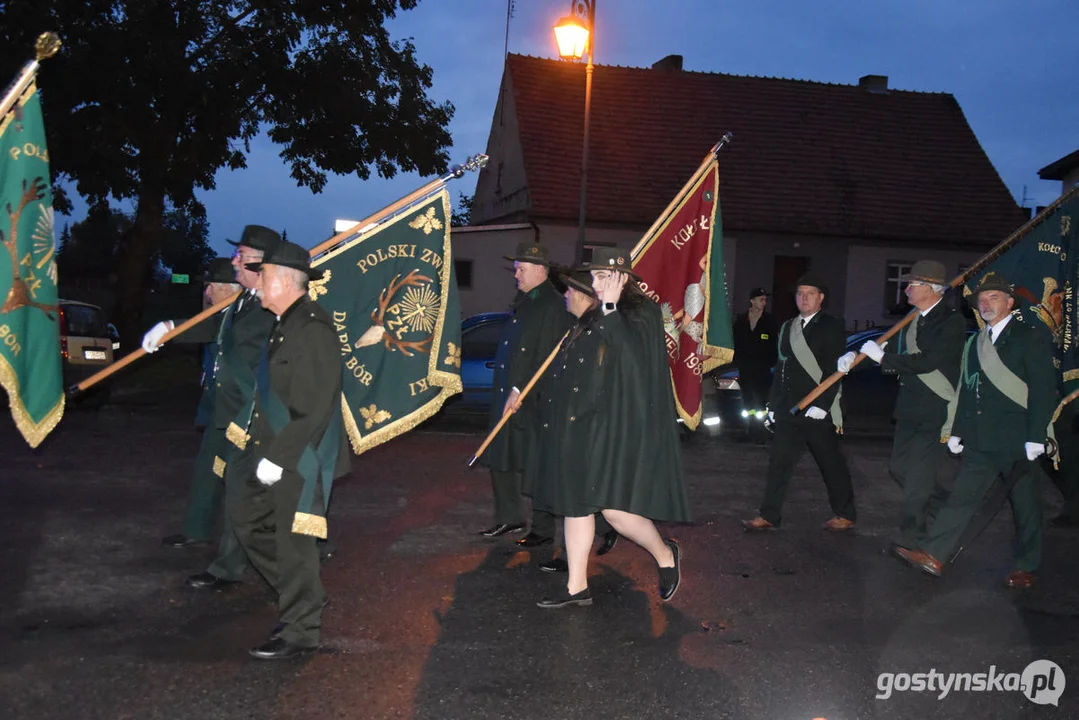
[311,190,462,453]
[0,84,64,448]
[964,185,1079,395]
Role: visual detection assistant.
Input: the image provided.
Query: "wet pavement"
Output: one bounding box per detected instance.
[1,395,1077,719]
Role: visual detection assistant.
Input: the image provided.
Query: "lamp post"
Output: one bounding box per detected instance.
[553,0,596,266]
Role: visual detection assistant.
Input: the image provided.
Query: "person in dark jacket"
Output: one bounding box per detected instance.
[478,241,572,546]
[896,273,1058,589]
[532,248,690,609]
[239,241,350,659]
[743,273,856,532]
[732,287,778,419]
[142,226,281,591]
[837,260,965,551]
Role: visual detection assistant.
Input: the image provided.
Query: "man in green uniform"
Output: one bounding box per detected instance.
[240,241,350,659]
[478,241,572,547]
[142,226,280,591]
[896,274,1058,588]
[158,257,241,548]
[743,273,856,532]
[837,260,965,551]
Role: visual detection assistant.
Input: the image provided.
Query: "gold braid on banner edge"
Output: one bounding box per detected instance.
[0,355,64,448]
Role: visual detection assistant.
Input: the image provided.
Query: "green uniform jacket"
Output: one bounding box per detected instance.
[768,312,847,418]
[251,297,350,527]
[530,298,691,522]
[483,280,572,473]
[952,319,1058,457]
[880,301,966,426]
[182,291,275,430]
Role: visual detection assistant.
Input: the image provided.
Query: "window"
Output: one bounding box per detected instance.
[884,261,913,316]
[461,317,507,360]
[582,243,615,265]
[455,259,473,290]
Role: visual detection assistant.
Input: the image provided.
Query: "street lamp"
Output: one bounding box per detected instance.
[553,0,595,265]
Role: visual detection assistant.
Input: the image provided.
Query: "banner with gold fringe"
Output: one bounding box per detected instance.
[311,190,461,454]
[0,82,63,448]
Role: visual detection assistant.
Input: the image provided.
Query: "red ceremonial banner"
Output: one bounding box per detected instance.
[632,164,727,426]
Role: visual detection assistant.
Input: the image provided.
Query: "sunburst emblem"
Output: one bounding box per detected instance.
[408,207,443,235]
[397,285,441,334]
[308,269,331,300]
[31,204,57,286]
[444,342,461,368]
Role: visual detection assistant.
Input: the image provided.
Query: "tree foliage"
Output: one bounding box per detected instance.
[451,192,473,227]
[1,1,454,347]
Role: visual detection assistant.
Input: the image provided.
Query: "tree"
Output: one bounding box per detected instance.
[451,192,473,227]
[1,1,454,348]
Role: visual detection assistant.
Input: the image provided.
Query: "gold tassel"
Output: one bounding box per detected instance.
[212,456,226,478]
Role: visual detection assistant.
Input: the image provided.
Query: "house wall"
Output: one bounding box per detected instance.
[471,75,530,225]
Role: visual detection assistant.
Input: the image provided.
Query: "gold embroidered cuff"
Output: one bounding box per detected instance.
[225,422,249,450]
[292,512,327,539]
[212,456,226,478]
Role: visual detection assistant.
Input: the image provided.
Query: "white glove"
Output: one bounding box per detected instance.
[1025,442,1046,461]
[837,351,857,374]
[804,406,828,420]
[947,436,963,455]
[256,458,284,486]
[141,320,174,353]
[860,339,887,364]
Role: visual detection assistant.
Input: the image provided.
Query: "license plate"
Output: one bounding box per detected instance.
[84,349,107,360]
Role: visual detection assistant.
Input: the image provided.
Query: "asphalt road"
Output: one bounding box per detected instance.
[1,393,1076,720]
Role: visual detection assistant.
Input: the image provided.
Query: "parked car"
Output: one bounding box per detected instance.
[458,311,511,409]
[59,299,115,385]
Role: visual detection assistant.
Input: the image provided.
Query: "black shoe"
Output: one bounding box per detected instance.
[479,523,526,538]
[537,587,593,608]
[248,637,318,660]
[516,532,553,548]
[658,539,681,602]
[186,572,240,590]
[539,558,568,573]
[596,530,619,556]
[161,534,206,548]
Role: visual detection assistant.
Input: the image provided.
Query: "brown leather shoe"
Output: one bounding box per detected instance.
[1004,570,1035,589]
[822,516,855,532]
[741,516,776,531]
[894,547,943,577]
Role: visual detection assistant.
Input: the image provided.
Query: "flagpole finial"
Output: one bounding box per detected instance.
[35,33,62,62]
[451,153,490,178]
[713,133,733,157]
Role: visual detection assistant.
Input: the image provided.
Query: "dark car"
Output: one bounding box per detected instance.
[457,311,511,408]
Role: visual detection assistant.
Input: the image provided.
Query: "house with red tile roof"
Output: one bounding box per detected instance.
[456,53,1028,326]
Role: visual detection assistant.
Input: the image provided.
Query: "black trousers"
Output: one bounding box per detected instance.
[759,416,855,526]
[231,461,325,647]
[206,445,253,582]
[490,469,525,525]
[890,419,953,548]
[180,426,230,541]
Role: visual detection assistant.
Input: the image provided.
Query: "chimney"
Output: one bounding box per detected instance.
[858,74,889,93]
[652,54,683,72]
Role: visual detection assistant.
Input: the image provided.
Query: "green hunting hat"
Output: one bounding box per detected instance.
[900,260,947,285]
[794,272,828,295]
[503,241,550,266]
[581,246,640,279]
[558,268,597,298]
[228,224,283,253]
[203,257,236,284]
[245,240,323,281]
[968,272,1016,301]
